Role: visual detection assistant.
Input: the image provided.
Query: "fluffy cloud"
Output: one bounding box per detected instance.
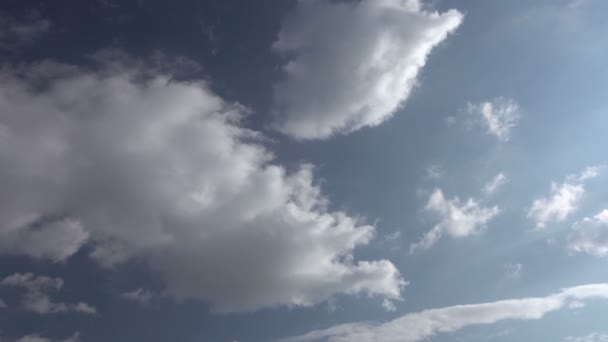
[528,167,600,228]
[272,0,463,139]
[282,283,608,342]
[0,273,96,315]
[483,172,508,195]
[410,189,499,253]
[467,97,520,142]
[567,210,608,256]
[0,59,404,312]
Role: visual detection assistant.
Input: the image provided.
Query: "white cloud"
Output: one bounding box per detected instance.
[467,97,520,142]
[483,172,508,195]
[121,288,154,304]
[272,0,463,139]
[527,167,600,228]
[0,273,96,315]
[0,57,404,313]
[566,333,608,342]
[567,210,608,256]
[410,189,499,253]
[282,283,608,342]
[0,297,6,308]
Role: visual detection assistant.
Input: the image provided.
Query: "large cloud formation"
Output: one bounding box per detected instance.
[282,283,608,342]
[0,59,404,312]
[272,0,463,140]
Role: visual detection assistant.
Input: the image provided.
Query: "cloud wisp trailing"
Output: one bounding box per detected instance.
[282,283,608,342]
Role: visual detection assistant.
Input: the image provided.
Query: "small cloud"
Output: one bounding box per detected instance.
[121,288,154,304]
[0,273,96,315]
[503,263,523,279]
[528,167,600,228]
[425,164,444,180]
[567,209,608,257]
[483,172,508,195]
[410,189,499,253]
[468,97,520,142]
[381,298,396,312]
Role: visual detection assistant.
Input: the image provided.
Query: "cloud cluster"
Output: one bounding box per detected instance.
[0,59,404,312]
[272,0,463,139]
[467,97,520,142]
[567,210,608,257]
[410,189,499,253]
[528,167,600,228]
[282,283,608,342]
[0,273,96,315]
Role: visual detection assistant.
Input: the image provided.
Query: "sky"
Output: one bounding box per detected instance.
[1,0,608,341]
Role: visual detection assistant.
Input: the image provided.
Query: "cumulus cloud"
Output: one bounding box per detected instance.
[0,57,404,313]
[410,189,499,253]
[282,283,608,342]
[527,167,600,228]
[467,97,520,142]
[483,172,508,195]
[567,210,608,256]
[0,273,96,315]
[272,0,463,139]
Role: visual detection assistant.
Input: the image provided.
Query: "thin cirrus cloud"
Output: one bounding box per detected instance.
[282,283,608,342]
[467,97,521,142]
[0,273,96,315]
[271,0,463,140]
[410,188,499,253]
[567,209,608,257]
[527,166,600,229]
[0,56,405,313]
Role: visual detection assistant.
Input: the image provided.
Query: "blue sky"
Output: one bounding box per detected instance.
[1,0,608,341]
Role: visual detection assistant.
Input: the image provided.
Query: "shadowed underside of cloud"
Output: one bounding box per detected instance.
[0,57,404,313]
[272,0,463,140]
[282,283,608,342]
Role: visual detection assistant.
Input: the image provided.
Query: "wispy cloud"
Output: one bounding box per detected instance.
[283,283,608,342]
